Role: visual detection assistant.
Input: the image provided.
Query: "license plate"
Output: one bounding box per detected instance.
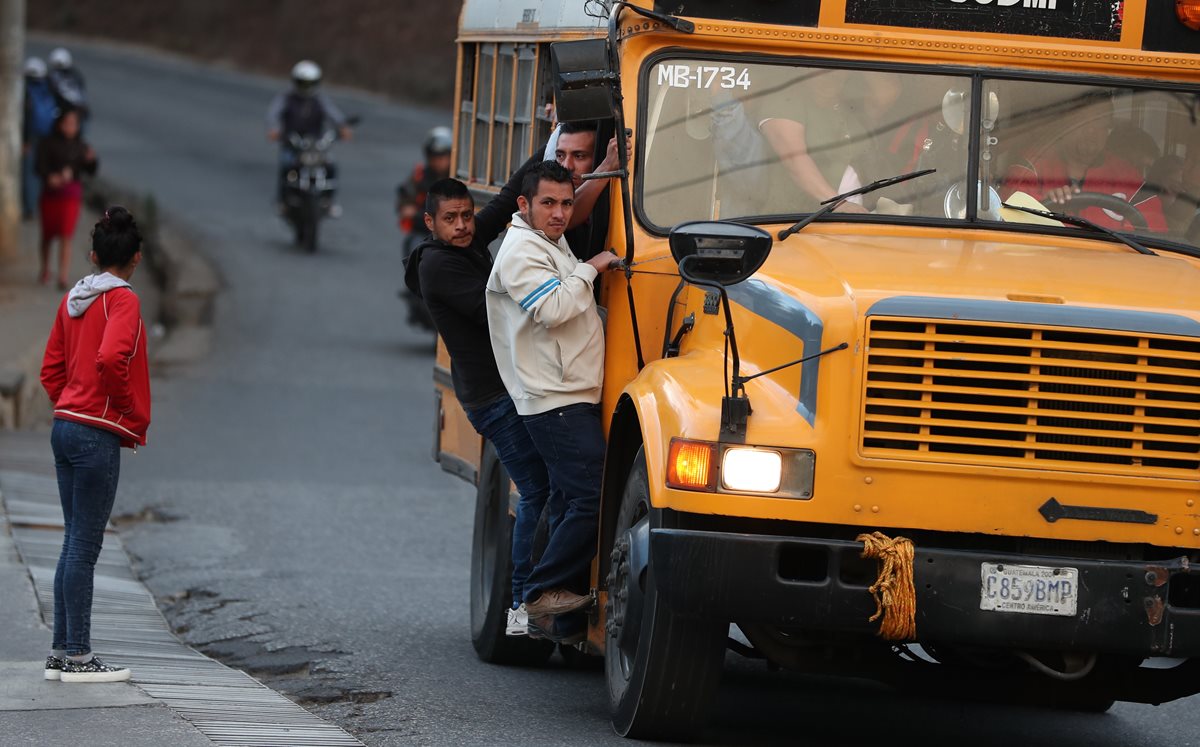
[979,563,1078,616]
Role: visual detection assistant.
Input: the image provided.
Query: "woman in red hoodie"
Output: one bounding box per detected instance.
[40,206,150,683]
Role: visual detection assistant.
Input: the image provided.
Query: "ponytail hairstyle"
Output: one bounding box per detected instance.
[92,206,143,269]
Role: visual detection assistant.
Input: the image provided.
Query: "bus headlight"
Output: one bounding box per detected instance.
[666,438,815,499]
[721,448,782,493]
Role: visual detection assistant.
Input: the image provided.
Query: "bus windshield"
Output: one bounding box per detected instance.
[639,57,1200,251]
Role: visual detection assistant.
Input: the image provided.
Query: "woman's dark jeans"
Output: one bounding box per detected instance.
[50,419,121,656]
[464,396,554,608]
[520,403,605,603]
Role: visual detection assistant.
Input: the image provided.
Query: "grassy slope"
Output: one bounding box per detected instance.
[29,0,462,106]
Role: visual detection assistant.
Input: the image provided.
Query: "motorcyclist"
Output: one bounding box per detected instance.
[397,126,453,330]
[397,126,454,233]
[266,60,352,211]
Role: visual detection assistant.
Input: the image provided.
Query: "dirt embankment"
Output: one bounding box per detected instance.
[29,0,463,106]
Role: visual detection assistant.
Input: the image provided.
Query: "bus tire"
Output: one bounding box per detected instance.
[470,445,554,665]
[605,447,726,740]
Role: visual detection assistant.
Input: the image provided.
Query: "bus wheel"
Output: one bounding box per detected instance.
[470,445,554,665]
[605,447,726,740]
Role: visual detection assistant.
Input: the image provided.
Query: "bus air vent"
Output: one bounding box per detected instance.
[860,318,1200,478]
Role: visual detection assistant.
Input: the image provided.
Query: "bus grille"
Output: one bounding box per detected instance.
[861,318,1200,478]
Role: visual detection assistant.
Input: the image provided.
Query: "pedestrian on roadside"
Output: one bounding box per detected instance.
[40,206,151,683]
[485,161,618,640]
[403,152,552,638]
[36,108,98,290]
[22,57,58,220]
[47,47,89,124]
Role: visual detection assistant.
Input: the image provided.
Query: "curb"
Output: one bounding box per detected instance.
[0,437,365,747]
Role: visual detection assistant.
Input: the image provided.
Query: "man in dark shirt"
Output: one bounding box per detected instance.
[403,158,566,640]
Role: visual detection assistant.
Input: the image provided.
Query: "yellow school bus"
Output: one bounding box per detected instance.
[435,0,1200,738]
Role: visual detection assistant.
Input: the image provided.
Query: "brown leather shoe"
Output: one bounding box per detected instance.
[525,588,593,617]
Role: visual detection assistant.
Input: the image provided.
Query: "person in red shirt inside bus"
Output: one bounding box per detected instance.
[1001,89,1167,233]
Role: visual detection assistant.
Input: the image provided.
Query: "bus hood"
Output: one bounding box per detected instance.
[753,229,1200,319]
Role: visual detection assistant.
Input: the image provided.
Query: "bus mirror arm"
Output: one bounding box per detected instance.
[678,255,750,441]
[665,313,695,358]
[612,1,696,34]
[607,3,646,370]
[735,343,850,387]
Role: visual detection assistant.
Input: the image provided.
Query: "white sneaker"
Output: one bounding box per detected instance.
[506,604,529,637]
[60,655,131,683]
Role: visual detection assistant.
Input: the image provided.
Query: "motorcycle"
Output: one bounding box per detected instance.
[399,213,437,332]
[281,119,356,253]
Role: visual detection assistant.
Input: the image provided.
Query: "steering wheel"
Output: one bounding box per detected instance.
[1060,191,1149,231]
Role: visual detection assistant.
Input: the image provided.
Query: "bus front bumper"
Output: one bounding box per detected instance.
[649,528,1200,658]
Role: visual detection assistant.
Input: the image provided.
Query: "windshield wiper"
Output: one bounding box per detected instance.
[1000,203,1158,257]
[777,168,935,241]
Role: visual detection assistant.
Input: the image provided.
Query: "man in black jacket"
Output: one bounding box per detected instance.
[404,159,574,641]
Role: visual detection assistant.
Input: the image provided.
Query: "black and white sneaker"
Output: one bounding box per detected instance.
[44,656,65,681]
[60,656,131,683]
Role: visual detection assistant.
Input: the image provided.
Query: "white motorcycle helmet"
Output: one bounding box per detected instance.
[291,60,322,93]
[24,57,47,79]
[48,47,73,70]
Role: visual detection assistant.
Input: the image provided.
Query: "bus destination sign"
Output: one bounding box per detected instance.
[844,0,1123,42]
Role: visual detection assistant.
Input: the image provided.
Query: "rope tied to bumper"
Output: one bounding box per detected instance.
[857,531,917,641]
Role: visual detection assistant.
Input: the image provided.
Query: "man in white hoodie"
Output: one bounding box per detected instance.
[486,161,618,630]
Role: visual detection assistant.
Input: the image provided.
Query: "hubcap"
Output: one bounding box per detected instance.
[607,513,650,681]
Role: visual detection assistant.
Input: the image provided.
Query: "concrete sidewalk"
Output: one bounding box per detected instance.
[0,218,359,744]
[0,432,216,746]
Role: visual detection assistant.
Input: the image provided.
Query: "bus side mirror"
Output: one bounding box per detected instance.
[550,39,615,123]
[669,221,773,286]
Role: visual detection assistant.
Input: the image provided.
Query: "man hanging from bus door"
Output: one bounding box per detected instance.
[486,161,619,642]
[547,120,628,260]
[404,154,553,637]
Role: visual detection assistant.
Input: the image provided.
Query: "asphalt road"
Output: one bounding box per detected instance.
[26,37,1196,747]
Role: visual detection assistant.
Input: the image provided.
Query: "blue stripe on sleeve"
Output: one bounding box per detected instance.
[519,278,560,310]
[518,278,558,309]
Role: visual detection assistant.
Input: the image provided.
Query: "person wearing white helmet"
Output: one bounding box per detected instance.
[265,60,353,205]
[266,60,352,142]
[23,57,58,219]
[396,126,454,229]
[46,47,88,121]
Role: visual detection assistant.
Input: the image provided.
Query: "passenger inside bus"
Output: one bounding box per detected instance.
[756,68,901,214]
[999,88,1168,232]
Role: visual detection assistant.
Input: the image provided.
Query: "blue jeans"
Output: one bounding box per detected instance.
[21,142,40,216]
[50,419,122,656]
[464,396,554,608]
[520,403,605,603]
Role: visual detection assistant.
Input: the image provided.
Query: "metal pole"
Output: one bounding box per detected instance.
[0,0,24,263]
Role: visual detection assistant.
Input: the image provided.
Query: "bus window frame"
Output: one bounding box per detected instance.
[631,48,1200,256]
[454,40,558,194]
